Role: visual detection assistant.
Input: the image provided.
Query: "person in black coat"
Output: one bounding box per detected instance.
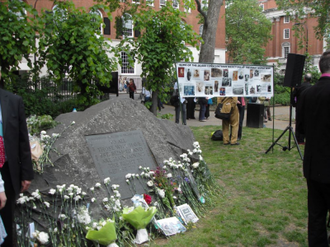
[293,73,312,144]
[296,50,330,247]
[0,85,34,246]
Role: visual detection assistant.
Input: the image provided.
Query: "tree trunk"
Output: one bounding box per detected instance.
[197,0,224,63]
[151,90,158,116]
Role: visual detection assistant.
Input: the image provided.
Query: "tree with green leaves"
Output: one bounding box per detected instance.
[225,0,272,64]
[0,0,38,86]
[275,0,330,50]
[37,1,117,107]
[117,2,201,115]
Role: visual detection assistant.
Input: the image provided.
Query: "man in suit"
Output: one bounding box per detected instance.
[293,73,312,144]
[0,70,34,246]
[296,50,330,246]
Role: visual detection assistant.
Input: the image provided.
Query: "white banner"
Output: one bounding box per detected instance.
[176,62,274,98]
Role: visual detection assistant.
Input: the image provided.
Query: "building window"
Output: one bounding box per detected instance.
[283,29,290,39]
[89,10,103,34]
[173,0,179,9]
[184,5,191,13]
[132,0,140,4]
[284,15,290,23]
[160,0,166,7]
[199,25,203,36]
[122,13,133,37]
[121,52,134,74]
[283,46,290,58]
[146,0,154,6]
[259,4,264,11]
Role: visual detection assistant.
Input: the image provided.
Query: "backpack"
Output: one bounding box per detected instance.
[211,130,223,141]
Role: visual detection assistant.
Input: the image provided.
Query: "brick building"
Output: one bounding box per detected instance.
[20,0,226,88]
[258,0,325,72]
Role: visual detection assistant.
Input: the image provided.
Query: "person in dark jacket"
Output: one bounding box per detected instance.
[296,50,330,246]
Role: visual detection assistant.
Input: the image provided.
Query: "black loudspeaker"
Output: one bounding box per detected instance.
[247,103,264,128]
[283,53,306,87]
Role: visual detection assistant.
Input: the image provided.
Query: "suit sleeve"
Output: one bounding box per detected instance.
[18,97,34,181]
[296,92,305,135]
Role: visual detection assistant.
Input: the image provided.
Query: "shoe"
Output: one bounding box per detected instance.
[224,143,230,145]
[231,142,240,145]
[268,118,272,121]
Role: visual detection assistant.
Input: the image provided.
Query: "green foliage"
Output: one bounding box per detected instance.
[37,1,117,107]
[158,113,174,120]
[26,115,59,136]
[0,0,38,84]
[226,0,272,64]
[117,2,201,115]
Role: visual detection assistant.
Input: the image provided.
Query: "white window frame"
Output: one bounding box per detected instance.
[122,13,133,37]
[283,29,290,39]
[184,5,191,13]
[89,9,103,35]
[259,4,264,11]
[284,15,290,23]
[172,0,179,9]
[121,52,135,74]
[160,0,166,7]
[132,0,140,4]
[282,42,290,58]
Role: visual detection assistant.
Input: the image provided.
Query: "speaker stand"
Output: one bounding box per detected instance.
[265,88,303,160]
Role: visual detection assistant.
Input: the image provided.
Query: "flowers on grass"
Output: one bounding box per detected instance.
[16,141,217,246]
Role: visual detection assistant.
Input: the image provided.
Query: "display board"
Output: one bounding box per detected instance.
[176,62,274,98]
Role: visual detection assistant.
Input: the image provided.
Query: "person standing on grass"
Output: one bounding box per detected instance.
[0,70,34,247]
[296,50,330,247]
[219,97,239,145]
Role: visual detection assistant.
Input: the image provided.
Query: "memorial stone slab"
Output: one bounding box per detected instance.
[86,130,158,199]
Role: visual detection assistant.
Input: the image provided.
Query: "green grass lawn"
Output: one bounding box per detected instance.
[152,125,308,247]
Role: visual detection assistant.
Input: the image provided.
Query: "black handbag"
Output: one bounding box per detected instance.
[215,102,232,120]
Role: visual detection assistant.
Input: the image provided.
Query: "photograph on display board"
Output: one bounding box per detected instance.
[204,70,210,81]
[223,69,229,77]
[254,70,260,77]
[261,74,272,82]
[245,74,249,82]
[214,80,219,92]
[204,85,213,95]
[233,86,244,95]
[245,83,249,95]
[222,78,232,87]
[232,71,238,81]
[187,69,192,81]
[184,85,195,96]
[250,86,256,94]
[250,69,254,79]
[193,69,200,78]
[211,68,222,78]
[220,87,226,96]
[178,67,185,78]
[196,81,204,95]
[238,71,244,80]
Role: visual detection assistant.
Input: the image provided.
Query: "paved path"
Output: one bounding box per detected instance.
[115,92,293,131]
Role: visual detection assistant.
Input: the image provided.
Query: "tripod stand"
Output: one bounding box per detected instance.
[265,87,303,160]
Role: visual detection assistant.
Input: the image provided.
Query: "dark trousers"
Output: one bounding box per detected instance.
[306,179,330,247]
[237,105,245,139]
[0,162,17,247]
[175,104,186,125]
[205,104,210,119]
[129,91,134,99]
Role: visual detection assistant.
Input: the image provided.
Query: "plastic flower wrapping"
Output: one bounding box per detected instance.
[122,205,157,244]
[85,219,118,246]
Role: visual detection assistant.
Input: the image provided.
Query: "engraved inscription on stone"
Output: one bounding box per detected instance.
[85,130,157,199]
